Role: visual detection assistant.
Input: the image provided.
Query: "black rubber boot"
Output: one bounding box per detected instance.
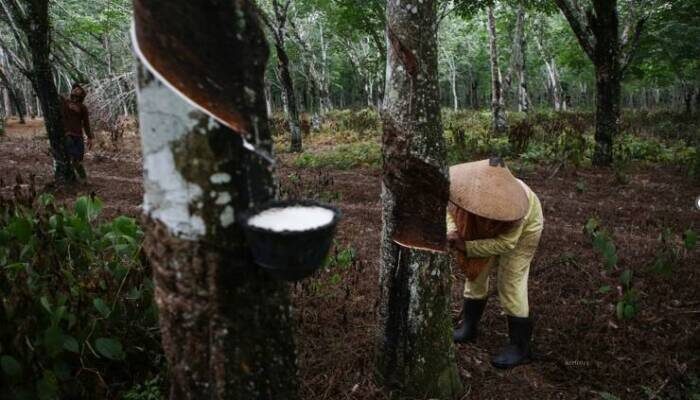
[491,315,533,369]
[453,298,487,343]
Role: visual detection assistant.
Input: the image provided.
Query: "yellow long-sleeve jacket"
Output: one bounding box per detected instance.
[447,180,543,257]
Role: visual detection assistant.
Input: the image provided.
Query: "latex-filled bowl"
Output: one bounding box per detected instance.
[240,200,341,281]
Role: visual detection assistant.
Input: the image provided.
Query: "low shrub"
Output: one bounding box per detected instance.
[293,141,381,170]
[0,183,162,399]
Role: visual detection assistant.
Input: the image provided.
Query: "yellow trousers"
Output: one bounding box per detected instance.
[463,230,542,318]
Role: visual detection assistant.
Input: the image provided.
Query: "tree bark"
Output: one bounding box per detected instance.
[275,42,302,152]
[0,68,26,123]
[12,0,72,180]
[555,0,644,166]
[133,1,299,398]
[513,5,529,113]
[376,0,462,398]
[487,6,507,134]
[591,0,621,166]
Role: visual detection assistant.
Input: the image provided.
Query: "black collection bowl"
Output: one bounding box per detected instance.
[239,200,342,281]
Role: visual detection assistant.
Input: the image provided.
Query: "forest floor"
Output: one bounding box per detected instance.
[1,117,699,400]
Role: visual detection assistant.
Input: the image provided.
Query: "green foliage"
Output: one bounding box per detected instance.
[584,217,640,321]
[584,218,618,270]
[324,108,380,136]
[650,227,696,277]
[306,242,357,295]
[293,141,381,170]
[616,270,638,320]
[122,375,163,400]
[0,191,161,399]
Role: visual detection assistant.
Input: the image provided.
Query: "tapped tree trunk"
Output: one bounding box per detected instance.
[487,5,507,134]
[376,0,462,398]
[133,1,299,398]
[277,43,303,152]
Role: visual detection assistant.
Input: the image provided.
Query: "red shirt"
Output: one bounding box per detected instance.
[61,98,92,139]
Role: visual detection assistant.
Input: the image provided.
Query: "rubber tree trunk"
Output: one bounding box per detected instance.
[0,69,26,123]
[5,0,71,179]
[591,1,621,166]
[133,1,299,398]
[22,0,72,181]
[375,0,462,398]
[276,43,302,152]
[513,5,529,113]
[487,6,507,134]
[593,65,619,165]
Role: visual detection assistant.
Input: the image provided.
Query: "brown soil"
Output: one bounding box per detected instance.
[2,118,698,399]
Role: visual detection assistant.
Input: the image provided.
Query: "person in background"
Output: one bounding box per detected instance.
[61,83,93,182]
[446,157,544,369]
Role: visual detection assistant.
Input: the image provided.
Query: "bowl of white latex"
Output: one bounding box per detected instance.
[240,200,342,281]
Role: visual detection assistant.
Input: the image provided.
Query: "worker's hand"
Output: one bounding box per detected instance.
[86,137,93,150]
[447,232,465,252]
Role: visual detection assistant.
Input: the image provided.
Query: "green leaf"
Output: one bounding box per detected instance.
[619,270,633,288]
[63,336,79,353]
[40,297,52,314]
[616,301,625,320]
[7,216,32,242]
[74,197,89,221]
[38,193,55,207]
[44,326,64,358]
[93,298,111,318]
[597,285,612,294]
[584,218,599,236]
[75,196,103,222]
[95,338,125,361]
[623,304,636,319]
[3,262,27,272]
[1,355,22,377]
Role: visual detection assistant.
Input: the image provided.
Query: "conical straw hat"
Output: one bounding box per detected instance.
[449,158,528,222]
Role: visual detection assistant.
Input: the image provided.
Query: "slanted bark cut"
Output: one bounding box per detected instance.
[133,1,299,398]
[376,0,462,398]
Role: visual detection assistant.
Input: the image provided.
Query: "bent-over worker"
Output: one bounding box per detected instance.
[446,157,544,369]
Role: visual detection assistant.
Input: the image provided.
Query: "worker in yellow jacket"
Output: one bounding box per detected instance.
[446,157,544,369]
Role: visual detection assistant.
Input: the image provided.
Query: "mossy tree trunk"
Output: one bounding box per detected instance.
[133,1,298,398]
[375,0,462,398]
[555,0,646,166]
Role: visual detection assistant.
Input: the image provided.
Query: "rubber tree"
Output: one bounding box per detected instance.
[487,5,507,134]
[555,0,646,165]
[0,66,26,123]
[510,4,530,113]
[261,0,303,152]
[1,0,72,181]
[375,0,462,398]
[132,0,298,398]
